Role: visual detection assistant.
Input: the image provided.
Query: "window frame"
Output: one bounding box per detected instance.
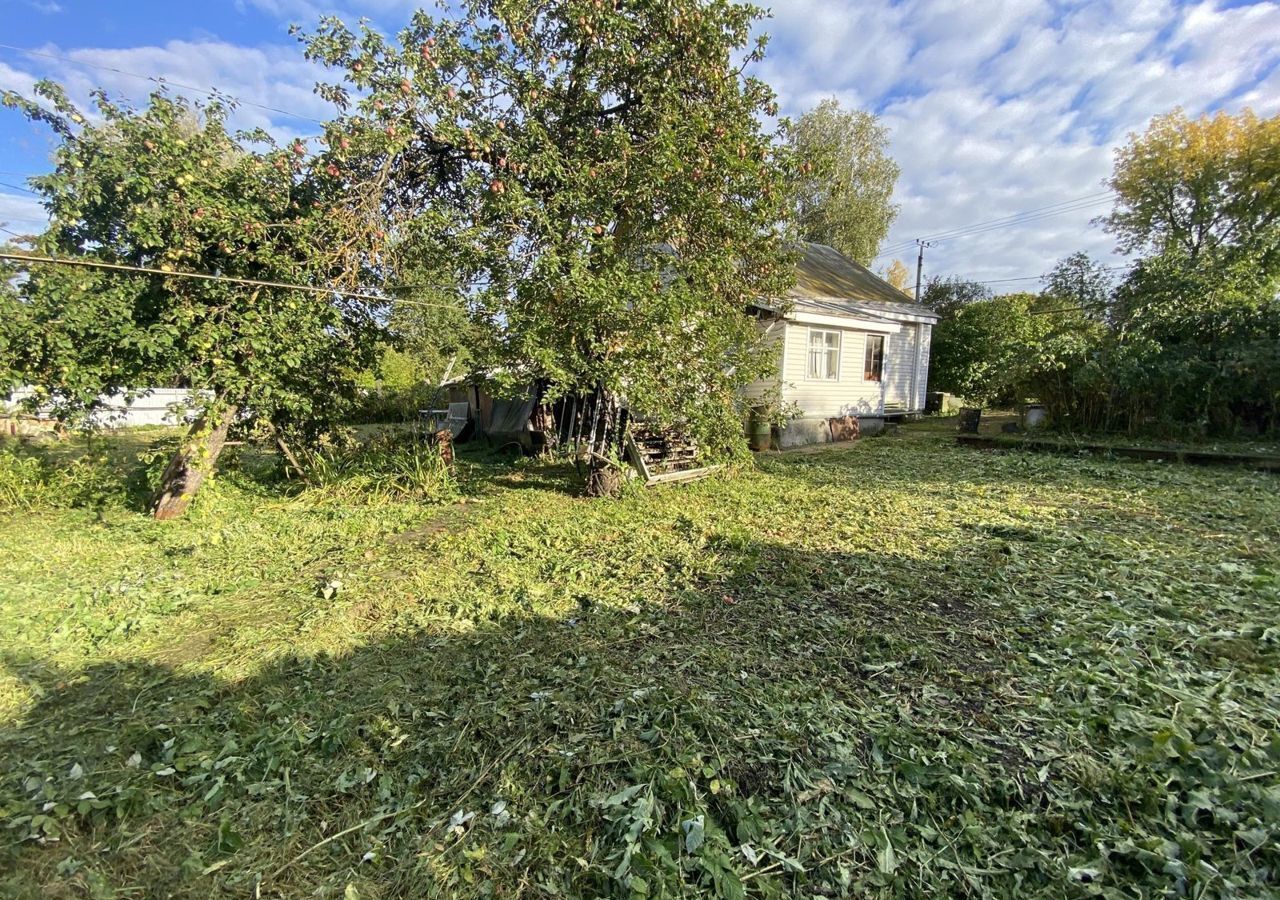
[863,334,886,383]
[806,327,843,382]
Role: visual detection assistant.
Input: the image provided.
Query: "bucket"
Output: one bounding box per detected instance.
[1024,404,1048,429]
[958,407,982,434]
[747,408,773,451]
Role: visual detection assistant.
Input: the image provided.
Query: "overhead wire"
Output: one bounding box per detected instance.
[0,42,328,125]
[873,191,1118,261]
[0,250,479,310]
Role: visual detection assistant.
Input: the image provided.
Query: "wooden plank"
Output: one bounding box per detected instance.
[625,430,652,482]
[644,465,720,486]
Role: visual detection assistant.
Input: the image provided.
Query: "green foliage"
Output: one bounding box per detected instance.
[297,430,457,504]
[0,440,140,512]
[350,346,440,424]
[1,426,1278,896]
[920,274,990,317]
[1041,250,1113,320]
[0,83,385,440]
[1108,246,1280,434]
[299,0,796,452]
[786,98,900,266]
[1104,108,1280,266]
[929,292,1044,405]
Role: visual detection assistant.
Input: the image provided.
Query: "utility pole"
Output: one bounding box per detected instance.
[914,239,933,302]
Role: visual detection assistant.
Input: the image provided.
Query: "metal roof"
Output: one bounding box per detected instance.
[786,242,939,322]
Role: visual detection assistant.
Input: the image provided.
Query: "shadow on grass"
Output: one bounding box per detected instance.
[0,536,1035,900]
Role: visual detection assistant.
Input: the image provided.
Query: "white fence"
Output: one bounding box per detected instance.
[3,387,210,428]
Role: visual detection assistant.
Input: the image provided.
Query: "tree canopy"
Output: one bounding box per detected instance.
[1,83,386,515]
[1104,108,1280,266]
[300,0,796,455]
[921,274,990,317]
[785,98,899,266]
[1042,251,1114,320]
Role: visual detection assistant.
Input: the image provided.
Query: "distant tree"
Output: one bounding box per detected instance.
[921,275,990,318]
[787,98,899,265]
[1042,251,1114,320]
[1,84,385,518]
[301,0,796,481]
[1104,108,1280,266]
[884,259,910,292]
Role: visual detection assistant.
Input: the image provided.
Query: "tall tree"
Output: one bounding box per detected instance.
[921,274,990,318]
[884,259,910,292]
[1104,108,1280,265]
[786,98,899,265]
[1042,251,1114,320]
[301,1,796,477]
[1,84,385,518]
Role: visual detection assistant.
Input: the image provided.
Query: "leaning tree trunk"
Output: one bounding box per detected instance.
[150,403,238,520]
[583,388,623,499]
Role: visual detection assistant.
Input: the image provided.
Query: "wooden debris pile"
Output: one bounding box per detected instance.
[626,424,719,486]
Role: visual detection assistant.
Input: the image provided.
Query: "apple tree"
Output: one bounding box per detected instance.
[2,83,387,518]
[300,0,797,475]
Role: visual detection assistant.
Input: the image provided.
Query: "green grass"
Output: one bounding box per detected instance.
[0,426,1277,898]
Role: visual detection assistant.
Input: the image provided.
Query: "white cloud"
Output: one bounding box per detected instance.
[0,191,47,236]
[764,0,1280,285]
[2,0,1277,285]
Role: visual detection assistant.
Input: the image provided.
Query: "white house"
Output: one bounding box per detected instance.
[746,242,938,447]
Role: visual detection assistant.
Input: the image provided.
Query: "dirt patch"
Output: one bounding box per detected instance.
[389,499,490,546]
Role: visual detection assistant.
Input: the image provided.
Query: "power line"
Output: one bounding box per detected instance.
[969,264,1128,287]
[0,250,475,310]
[874,191,1117,261]
[879,191,1115,253]
[923,191,1114,243]
[0,42,327,125]
[0,181,40,195]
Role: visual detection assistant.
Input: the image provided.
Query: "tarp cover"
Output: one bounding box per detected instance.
[487,388,538,439]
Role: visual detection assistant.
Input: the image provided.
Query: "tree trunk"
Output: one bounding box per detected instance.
[585,458,622,498]
[150,404,238,520]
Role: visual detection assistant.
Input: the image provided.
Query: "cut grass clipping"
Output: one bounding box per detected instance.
[0,424,1277,897]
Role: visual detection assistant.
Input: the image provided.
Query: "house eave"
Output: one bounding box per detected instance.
[786,309,902,333]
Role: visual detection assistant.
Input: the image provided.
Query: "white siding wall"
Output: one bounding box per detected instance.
[779,322,885,417]
[740,320,784,406]
[915,324,932,410]
[883,323,918,409]
[4,387,207,427]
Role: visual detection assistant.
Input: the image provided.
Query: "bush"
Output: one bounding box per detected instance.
[298,430,457,504]
[0,443,129,511]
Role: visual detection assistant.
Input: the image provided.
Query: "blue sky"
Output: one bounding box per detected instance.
[2,0,1278,286]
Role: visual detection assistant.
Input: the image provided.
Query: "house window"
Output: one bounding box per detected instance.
[807,328,841,380]
[864,335,885,382]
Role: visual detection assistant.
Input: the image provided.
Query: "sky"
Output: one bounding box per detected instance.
[1,0,1278,290]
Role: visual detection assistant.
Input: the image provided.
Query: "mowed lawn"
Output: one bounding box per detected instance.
[0,425,1277,898]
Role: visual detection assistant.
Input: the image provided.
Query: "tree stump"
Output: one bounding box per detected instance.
[428,428,455,470]
[585,460,622,498]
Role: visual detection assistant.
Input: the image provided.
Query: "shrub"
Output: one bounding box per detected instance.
[298,431,457,504]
